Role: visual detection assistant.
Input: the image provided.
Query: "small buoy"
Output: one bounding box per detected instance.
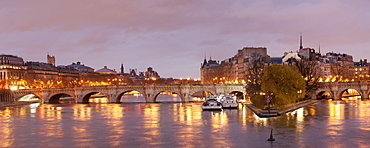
[267,129,275,141]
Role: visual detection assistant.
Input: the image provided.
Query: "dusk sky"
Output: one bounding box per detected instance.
[1,0,369,79]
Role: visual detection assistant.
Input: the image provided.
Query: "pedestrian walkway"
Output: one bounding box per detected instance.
[245,100,320,117]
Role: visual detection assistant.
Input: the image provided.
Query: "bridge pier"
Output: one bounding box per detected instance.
[40,91,50,103]
[76,95,84,103]
[144,93,155,103]
[180,93,191,102]
[361,92,369,100]
[310,91,317,100]
[360,82,369,99]
[332,91,342,100]
[107,94,118,103]
[107,86,118,103]
[329,84,341,100]
[74,87,84,103]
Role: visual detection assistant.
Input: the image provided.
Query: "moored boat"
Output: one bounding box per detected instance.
[202,96,222,110]
[220,95,238,108]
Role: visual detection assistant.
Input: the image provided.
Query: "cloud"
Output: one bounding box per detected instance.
[0,0,370,78]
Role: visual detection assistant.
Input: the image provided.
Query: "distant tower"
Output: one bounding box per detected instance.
[47,53,55,66]
[202,55,208,68]
[299,33,303,50]
[120,63,124,75]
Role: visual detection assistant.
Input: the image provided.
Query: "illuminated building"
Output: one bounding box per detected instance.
[354,59,369,81]
[200,57,221,83]
[144,67,160,79]
[319,52,355,81]
[47,54,56,66]
[67,62,95,73]
[282,52,301,64]
[202,35,360,84]
[57,65,79,77]
[283,50,355,81]
[26,61,59,80]
[0,53,171,89]
[200,47,270,84]
[96,66,117,75]
[281,35,355,82]
[0,54,117,88]
[127,67,160,80]
[0,54,27,89]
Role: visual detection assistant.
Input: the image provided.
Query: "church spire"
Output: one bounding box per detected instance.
[300,33,303,50]
[120,63,124,75]
[202,52,207,68]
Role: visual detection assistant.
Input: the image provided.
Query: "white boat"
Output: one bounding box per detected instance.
[202,96,222,110]
[220,95,238,108]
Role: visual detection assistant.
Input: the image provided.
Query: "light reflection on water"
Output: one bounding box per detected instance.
[1,100,370,147]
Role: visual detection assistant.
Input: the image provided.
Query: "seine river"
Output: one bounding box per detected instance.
[1,95,370,148]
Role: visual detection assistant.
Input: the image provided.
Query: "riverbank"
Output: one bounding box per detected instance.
[0,101,35,108]
[245,99,320,117]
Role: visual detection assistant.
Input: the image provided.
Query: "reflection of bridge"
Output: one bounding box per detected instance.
[314,82,370,100]
[14,84,247,103]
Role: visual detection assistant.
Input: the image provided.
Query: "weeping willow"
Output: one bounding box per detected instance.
[261,64,306,109]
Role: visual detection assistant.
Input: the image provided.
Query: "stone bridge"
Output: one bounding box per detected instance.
[313,81,370,100]
[11,82,370,103]
[13,84,247,103]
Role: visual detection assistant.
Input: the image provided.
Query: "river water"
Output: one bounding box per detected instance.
[1,98,370,148]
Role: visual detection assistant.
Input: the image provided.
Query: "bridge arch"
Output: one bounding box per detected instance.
[49,93,74,104]
[228,91,245,100]
[116,90,145,103]
[81,92,109,103]
[339,88,362,100]
[316,91,333,99]
[189,89,216,97]
[186,90,215,102]
[152,90,181,102]
[16,94,42,102]
[314,87,336,100]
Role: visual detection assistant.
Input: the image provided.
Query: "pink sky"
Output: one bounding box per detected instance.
[1,0,369,79]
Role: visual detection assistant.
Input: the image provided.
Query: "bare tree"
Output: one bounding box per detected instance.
[246,53,266,96]
[329,62,341,81]
[295,58,321,94]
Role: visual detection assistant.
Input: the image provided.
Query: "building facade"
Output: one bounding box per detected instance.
[0,53,167,89]
[0,54,118,89]
[354,59,370,81]
[318,52,355,81]
[201,47,270,84]
[0,55,27,89]
[281,46,356,82]
[203,39,359,85]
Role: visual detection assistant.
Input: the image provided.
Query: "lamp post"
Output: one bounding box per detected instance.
[266,95,271,113]
[261,92,273,113]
